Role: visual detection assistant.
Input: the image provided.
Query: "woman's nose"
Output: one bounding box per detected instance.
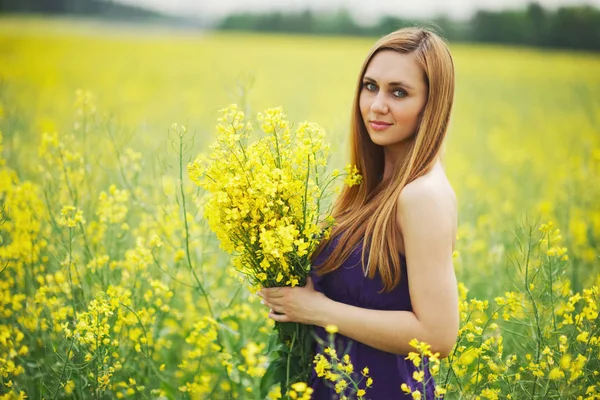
[370,93,388,114]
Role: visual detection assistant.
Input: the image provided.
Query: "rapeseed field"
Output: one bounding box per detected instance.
[0,17,599,399]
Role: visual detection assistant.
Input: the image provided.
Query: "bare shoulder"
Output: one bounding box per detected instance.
[398,162,456,212]
[396,161,457,249]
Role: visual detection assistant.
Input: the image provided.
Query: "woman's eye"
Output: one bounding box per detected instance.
[393,89,407,98]
[364,82,377,91]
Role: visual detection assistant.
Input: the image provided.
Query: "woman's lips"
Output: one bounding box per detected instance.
[369,121,392,131]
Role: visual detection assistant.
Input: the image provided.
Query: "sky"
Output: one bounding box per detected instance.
[117,0,600,22]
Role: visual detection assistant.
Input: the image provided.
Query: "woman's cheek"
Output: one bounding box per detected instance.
[392,105,420,130]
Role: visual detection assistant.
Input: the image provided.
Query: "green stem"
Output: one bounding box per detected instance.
[301,154,310,232]
[524,226,542,399]
[273,126,282,169]
[0,260,9,275]
[94,316,99,399]
[471,309,498,395]
[286,326,297,397]
[52,336,76,400]
[178,134,214,318]
[67,228,77,315]
[177,131,237,392]
[545,230,558,334]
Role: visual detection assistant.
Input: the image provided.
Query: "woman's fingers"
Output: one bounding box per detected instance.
[269,310,291,323]
[258,288,293,322]
[263,300,285,314]
[305,276,314,290]
[259,288,286,298]
[259,290,286,305]
[266,291,285,299]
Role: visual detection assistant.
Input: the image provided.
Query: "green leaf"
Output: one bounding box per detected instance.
[266,330,280,354]
[260,357,286,398]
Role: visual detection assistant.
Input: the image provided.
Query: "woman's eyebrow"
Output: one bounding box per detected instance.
[363,76,414,91]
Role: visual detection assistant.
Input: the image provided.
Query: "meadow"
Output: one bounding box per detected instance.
[0,16,599,399]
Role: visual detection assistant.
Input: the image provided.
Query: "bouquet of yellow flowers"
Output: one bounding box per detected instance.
[188,104,361,397]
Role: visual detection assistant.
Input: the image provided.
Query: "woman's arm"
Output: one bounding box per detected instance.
[259,178,459,358]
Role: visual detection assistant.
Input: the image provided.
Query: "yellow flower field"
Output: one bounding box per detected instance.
[0,16,599,399]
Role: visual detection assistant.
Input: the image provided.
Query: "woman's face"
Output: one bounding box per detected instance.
[359,50,428,149]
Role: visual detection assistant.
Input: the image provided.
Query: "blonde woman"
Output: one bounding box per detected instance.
[259,27,459,398]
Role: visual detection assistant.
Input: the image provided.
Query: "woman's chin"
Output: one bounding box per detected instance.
[368,131,415,148]
[367,132,394,147]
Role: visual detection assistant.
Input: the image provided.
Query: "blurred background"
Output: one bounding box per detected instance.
[2,0,600,50]
[1,0,599,293]
[1,1,600,399]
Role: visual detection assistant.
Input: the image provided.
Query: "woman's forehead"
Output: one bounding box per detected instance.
[363,51,424,87]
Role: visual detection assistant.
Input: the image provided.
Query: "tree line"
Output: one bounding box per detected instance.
[219,3,600,51]
[0,0,169,21]
[2,0,599,51]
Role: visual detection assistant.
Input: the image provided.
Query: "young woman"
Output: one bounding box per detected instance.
[258,27,459,399]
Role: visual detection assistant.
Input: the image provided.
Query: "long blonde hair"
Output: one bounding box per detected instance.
[312,27,455,292]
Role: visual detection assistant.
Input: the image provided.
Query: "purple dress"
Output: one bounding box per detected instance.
[308,234,438,399]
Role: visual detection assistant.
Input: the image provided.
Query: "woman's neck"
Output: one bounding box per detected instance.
[381,138,414,182]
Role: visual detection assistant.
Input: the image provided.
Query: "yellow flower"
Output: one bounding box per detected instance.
[58,205,86,228]
[560,354,572,369]
[401,383,412,393]
[343,164,362,187]
[324,347,337,359]
[576,331,589,343]
[434,386,447,397]
[96,185,129,224]
[406,352,422,367]
[257,272,267,281]
[174,248,186,262]
[549,367,565,380]
[326,324,338,334]
[480,388,500,400]
[413,370,425,383]
[64,380,75,395]
[334,379,348,394]
[291,382,307,392]
[286,277,299,287]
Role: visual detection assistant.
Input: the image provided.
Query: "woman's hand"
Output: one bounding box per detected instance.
[257,277,326,325]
